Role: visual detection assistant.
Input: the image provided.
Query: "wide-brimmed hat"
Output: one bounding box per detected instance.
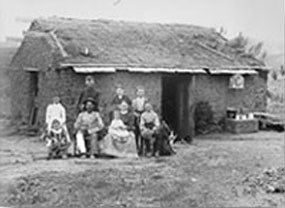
[83,97,96,105]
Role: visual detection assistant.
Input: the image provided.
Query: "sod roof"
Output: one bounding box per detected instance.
[11,17,264,70]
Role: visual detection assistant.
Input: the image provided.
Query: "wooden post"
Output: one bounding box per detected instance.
[177,79,189,138]
[188,75,196,139]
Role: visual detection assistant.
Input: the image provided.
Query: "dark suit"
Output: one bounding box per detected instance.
[111,95,132,107]
[77,87,100,112]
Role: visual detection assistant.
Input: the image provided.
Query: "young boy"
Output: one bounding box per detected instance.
[140,103,160,156]
[132,86,148,155]
[132,86,148,115]
[46,119,70,159]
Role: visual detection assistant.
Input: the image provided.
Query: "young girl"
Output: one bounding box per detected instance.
[46,119,70,159]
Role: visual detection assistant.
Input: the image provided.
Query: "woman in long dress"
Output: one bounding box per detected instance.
[101,102,138,158]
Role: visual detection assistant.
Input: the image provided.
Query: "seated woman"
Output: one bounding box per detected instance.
[101,102,138,158]
[74,97,104,158]
[46,119,70,159]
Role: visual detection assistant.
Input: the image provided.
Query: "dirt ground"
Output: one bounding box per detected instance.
[0,119,284,208]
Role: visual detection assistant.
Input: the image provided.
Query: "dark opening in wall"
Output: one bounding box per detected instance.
[28,72,39,126]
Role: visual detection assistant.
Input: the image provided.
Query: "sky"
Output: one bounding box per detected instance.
[0,0,284,53]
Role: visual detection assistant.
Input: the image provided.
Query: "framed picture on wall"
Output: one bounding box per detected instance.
[229,74,244,89]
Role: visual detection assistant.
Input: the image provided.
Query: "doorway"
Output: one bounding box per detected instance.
[161,75,190,137]
[28,72,39,126]
[161,75,179,131]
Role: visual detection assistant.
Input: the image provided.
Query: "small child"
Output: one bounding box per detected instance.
[108,110,130,141]
[140,102,160,156]
[46,119,70,159]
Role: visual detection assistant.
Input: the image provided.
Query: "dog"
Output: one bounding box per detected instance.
[151,120,176,156]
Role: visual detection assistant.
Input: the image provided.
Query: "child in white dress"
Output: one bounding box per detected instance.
[108,110,130,140]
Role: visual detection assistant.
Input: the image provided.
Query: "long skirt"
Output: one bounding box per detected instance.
[100,132,138,158]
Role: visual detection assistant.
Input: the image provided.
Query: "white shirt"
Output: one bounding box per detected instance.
[140,110,160,131]
[132,97,147,112]
[74,111,104,134]
[108,118,129,138]
[45,103,66,126]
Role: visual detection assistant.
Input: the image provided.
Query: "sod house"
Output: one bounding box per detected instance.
[9,17,268,137]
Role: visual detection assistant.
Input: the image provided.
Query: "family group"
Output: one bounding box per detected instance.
[44,75,167,159]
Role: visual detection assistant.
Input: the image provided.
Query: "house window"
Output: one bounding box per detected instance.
[229,74,244,89]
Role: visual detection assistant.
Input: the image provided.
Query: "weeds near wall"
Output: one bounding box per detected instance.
[194,101,214,135]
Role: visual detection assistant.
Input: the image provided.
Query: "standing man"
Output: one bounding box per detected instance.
[77,75,100,114]
[132,86,148,155]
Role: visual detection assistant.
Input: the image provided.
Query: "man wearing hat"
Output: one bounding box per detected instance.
[74,97,104,158]
[76,75,100,114]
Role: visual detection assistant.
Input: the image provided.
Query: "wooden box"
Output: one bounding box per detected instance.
[226,118,259,134]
